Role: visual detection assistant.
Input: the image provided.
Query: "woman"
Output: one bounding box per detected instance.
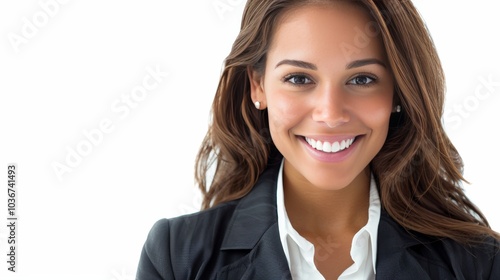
[137,0,499,279]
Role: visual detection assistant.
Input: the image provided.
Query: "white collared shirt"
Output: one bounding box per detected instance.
[276,160,381,280]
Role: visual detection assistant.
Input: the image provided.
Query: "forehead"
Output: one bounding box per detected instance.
[267,2,386,65]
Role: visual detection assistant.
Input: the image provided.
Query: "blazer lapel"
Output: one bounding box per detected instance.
[217,158,291,280]
[217,223,292,280]
[376,210,438,280]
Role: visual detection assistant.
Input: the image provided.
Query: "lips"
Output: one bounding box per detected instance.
[304,136,356,153]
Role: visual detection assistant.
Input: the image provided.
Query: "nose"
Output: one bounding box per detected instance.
[312,85,350,128]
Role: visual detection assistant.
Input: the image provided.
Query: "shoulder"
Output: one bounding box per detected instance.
[147,199,240,256]
[136,200,241,279]
[152,200,240,248]
[418,236,500,279]
[158,199,240,229]
[136,158,285,279]
[437,236,500,278]
[378,210,500,279]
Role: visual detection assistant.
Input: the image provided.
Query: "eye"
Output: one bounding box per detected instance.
[347,75,377,86]
[283,74,314,86]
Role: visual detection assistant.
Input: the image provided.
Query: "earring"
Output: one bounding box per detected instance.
[254,101,261,110]
[394,105,401,113]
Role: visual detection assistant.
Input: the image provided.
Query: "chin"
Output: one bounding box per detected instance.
[308,174,358,191]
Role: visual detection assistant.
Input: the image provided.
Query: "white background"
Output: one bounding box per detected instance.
[0,0,498,279]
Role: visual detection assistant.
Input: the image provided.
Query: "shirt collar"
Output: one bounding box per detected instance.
[276,159,381,274]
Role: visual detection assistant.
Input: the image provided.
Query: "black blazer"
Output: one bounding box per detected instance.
[136,161,499,279]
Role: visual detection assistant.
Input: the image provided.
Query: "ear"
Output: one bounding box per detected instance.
[247,66,267,109]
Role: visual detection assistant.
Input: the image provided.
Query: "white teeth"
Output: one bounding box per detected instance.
[332,141,340,152]
[305,137,356,153]
[323,142,332,152]
[316,141,323,150]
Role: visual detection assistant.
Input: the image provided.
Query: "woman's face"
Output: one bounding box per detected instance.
[249,2,394,190]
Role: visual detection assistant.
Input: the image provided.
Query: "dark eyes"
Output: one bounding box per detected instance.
[348,75,376,86]
[283,74,313,85]
[283,74,377,87]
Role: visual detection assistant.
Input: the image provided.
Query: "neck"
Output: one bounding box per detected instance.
[283,166,371,238]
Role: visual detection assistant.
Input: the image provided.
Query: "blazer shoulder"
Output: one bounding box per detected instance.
[451,236,500,278]
[378,210,500,279]
[143,200,239,248]
[488,238,500,279]
[136,219,173,280]
[167,199,240,241]
[137,200,241,279]
[432,236,500,279]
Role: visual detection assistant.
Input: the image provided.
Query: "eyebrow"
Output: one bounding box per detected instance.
[275,58,387,70]
[275,59,317,70]
[346,58,387,69]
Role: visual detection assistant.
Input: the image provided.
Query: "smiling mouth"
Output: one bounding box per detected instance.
[304,136,357,153]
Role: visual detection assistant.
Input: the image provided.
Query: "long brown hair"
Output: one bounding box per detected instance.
[195,0,499,244]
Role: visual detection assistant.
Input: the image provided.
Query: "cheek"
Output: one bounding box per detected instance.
[358,96,393,135]
[266,90,305,133]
